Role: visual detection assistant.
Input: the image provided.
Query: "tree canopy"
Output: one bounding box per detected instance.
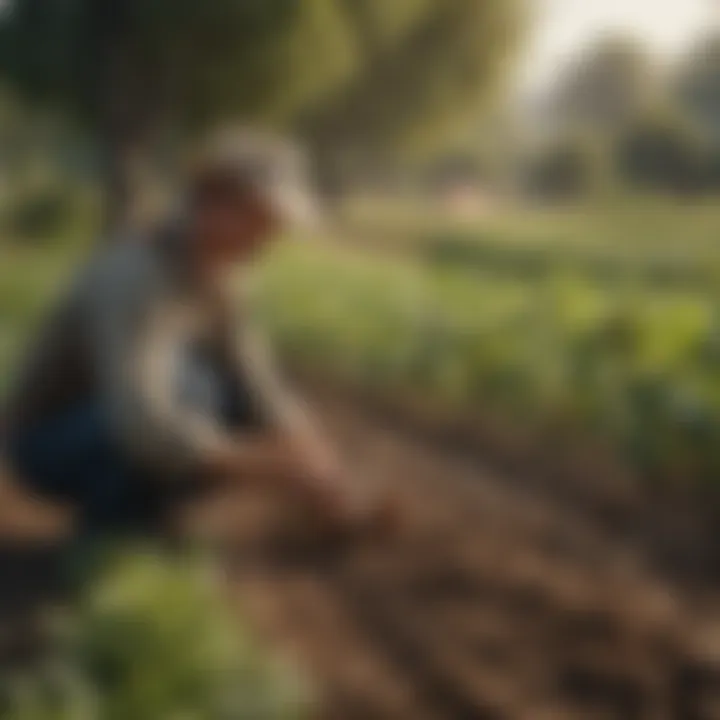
[675,32,720,143]
[617,109,708,194]
[0,0,524,204]
[549,35,656,135]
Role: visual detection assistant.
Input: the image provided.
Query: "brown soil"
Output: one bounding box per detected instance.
[2,390,720,718]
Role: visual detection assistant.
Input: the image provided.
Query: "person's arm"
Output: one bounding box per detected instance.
[88,254,306,485]
[229,321,375,524]
[200,433,304,482]
[210,292,398,534]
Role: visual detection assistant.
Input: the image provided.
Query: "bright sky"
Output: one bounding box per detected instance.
[520,0,720,93]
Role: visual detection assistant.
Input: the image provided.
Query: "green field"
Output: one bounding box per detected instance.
[2,550,307,720]
[4,202,720,486]
[2,200,720,713]
[344,198,720,289]
[257,202,720,485]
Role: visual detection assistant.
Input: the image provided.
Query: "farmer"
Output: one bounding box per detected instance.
[2,131,373,533]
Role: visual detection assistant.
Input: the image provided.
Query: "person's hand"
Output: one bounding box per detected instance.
[293,443,364,530]
[293,442,404,541]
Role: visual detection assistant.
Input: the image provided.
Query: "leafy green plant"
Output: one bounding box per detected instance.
[2,551,309,720]
[255,239,720,485]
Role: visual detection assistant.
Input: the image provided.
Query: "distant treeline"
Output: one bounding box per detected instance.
[525,33,720,198]
[423,232,720,290]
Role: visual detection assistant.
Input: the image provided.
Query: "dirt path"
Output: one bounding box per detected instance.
[2,392,720,718]
[200,392,720,720]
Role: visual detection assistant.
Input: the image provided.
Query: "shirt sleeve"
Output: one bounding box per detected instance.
[88,254,231,476]
[229,318,321,443]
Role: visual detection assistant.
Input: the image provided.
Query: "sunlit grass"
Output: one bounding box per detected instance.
[256,236,720,484]
[2,549,309,720]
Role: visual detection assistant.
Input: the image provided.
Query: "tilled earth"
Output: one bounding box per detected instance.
[3,392,720,719]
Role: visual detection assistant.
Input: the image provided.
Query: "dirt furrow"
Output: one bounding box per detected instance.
[3,390,720,718]
[218,392,720,718]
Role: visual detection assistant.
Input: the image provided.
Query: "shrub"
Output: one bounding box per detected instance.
[1,550,309,720]
[616,111,708,194]
[3,187,79,243]
[527,134,611,199]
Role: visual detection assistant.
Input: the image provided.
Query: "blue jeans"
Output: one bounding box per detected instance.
[8,404,158,530]
[7,353,263,531]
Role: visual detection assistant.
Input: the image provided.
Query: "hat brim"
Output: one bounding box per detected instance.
[265,182,322,230]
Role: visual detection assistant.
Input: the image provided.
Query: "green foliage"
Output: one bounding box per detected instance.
[675,32,720,143]
[255,216,720,485]
[422,232,720,290]
[0,0,523,163]
[538,30,720,197]
[2,551,308,720]
[528,134,611,199]
[3,187,80,242]
[0,1,304,127]
[550,34,656,134]
[304,0,526,159]
[617,111,707,194]
[0,232,87,394]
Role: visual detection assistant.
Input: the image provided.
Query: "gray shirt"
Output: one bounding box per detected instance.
[5,223,303,476]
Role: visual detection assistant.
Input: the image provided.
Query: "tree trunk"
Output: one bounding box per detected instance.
[96,0,147,236]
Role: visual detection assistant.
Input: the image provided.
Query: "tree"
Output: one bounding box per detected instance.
[528,133,611,200]
[550,34,656,136]
[616,110,707,194]
[299,0,525,182]
[675,32,720,143]
[0,0,524,225]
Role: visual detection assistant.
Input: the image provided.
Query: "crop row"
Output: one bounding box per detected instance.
[256,243,720,485]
